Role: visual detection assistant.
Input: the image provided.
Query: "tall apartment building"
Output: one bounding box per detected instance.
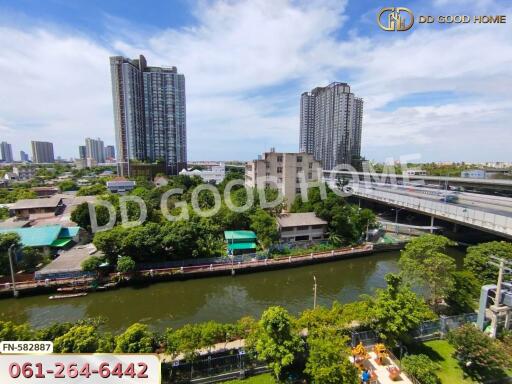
[110,54,186,176]
[20,150,29,162]
[0,142,13,163]
[245,150,322,208]
[104,145,115,160]
[78,145,86,160]
[31,141,54,163]
[300,82,363,170]
[85,137,105,163]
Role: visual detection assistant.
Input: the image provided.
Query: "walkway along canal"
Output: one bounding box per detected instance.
[0,247,465,332]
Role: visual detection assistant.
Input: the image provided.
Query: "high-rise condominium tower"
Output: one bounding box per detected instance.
[78,145,86,160]
[299,82,363,170]
[85,137,105,163]
[110,55,186,176]
[1,142,13,163]
[31,141,54,163]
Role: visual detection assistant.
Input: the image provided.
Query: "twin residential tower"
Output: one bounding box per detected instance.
[300,82,363,170]
[110,55,186,176]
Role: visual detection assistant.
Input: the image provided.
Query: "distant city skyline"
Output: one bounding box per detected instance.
[0,1,511,162]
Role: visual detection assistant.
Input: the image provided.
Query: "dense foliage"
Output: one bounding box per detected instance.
[401,354,440,384]
[399,235,456,310]
[448,324,511,377]
[465,241,512,284]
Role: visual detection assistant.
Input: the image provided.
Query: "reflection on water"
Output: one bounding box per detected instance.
[0,249,464,332]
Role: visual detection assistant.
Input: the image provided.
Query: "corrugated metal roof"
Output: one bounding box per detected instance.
[59,227,80,238]
[227,242,256,251]
[277,212,327,228]
[0,225,62,247]
[11,197,62,210]
[224,230,257,240]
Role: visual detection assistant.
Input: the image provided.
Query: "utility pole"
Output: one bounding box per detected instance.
[8,244,19,298]
[488,256,512,338]
[313,275,317,309]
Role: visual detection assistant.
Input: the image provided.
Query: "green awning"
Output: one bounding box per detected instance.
[224,230,257,241]
[227,242,257,251]
[50,238,73,248]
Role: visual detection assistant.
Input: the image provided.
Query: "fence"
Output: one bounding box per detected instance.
[351,313,479,348]
[166,352,266,384]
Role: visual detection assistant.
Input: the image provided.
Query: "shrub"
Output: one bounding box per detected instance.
[401,354,440,384]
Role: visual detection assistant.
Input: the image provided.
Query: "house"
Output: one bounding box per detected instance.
[12,166,36,180]
[179,163,226,184]
[3,172,19,181]
[0,224,80,249]
[224,230,257,255]
[31,187,59,198]
[10,197,64,220]
[106,177,136,193]
[402,169,427,176]
[277,212,328,243]
[154,176,169,188]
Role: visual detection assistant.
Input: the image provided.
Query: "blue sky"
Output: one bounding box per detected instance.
[0,0,511,163]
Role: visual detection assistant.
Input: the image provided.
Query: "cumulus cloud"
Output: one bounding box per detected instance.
[0,0,511,161]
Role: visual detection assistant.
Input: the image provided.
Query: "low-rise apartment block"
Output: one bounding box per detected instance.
[245,149,322,207]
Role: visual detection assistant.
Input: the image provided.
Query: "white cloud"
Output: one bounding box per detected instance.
[0,0,511,162]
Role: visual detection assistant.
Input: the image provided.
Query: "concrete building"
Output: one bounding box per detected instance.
[10,197,64,220]
[179,163,226,184]
[277,212,328,243]
[104,145,115,160]
[85,137,105,163]
[106,177,136,193]
[1,142,13,163]
[12,166,36,180]
[300,82,363,170]
[245,150,322,207]
[31,141,54,163]
[78,145,86,160]
[110,54,186,177]
[461,169,487,179]
[403,169,427,176]
[19,150,29,162]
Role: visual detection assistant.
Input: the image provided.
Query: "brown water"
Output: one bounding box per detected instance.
[0,249,464,332]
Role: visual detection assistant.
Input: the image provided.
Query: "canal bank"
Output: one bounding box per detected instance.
[0,242,404,299]
[0,247,466,332]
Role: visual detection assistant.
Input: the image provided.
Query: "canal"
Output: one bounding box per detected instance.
[0,249,465,332]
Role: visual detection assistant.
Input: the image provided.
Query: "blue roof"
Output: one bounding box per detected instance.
[59,227,80,238]
[0,225,62,247]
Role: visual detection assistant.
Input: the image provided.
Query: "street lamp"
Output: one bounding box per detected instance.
[8,244,19,298]
[313,275,317,309]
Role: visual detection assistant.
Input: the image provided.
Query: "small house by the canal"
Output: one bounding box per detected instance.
[224,230,257,256]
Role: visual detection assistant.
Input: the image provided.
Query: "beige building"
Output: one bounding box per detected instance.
[277,212,328,243]
[245,150,322,207]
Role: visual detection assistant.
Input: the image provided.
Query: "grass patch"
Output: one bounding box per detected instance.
[405,339,511,384]
[222,373,275,383]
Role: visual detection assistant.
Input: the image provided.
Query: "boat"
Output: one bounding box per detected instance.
[57,286,87,293]
[49,292,88,300]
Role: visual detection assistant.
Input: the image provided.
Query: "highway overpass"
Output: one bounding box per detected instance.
[326,180,512,239]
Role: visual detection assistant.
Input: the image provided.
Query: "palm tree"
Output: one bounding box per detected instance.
[328,232,342,247]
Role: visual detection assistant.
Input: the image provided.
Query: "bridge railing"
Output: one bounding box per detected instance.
[352,185,512,237]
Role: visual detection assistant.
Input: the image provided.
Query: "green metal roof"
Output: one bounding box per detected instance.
[227,242,257,251]
[0,225,62,247]
[59,227,80,238]
[224,230,257,241]
[50,238,73,248]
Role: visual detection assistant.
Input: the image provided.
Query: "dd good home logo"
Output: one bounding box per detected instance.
[377,7,414,31]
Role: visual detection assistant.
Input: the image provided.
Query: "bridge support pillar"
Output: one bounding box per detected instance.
[453,223,459,233]
[430,216,435,233]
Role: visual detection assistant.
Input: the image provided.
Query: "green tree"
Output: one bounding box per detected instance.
[401,354,440,384]
[93,227,127,265]
[448,324,511,376]
[465,241,512,284]
[0,321,34,341]
[250,209,279,249]
[71,202,111,232]
[370,273,434,346]
[77,184,107,196]
[54,325,100,353]
[58,180,77,192]
[81,256,103,272]
[37,322,73,341]
[114,323,154,353]
[305,336,358,384]
[0,207,9,220]
[399,234,456,309]
[18,247,49,271]
[0,232,21,275]
[254,306,304,378]
[117,256,136,273]
[445,271,480,313]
